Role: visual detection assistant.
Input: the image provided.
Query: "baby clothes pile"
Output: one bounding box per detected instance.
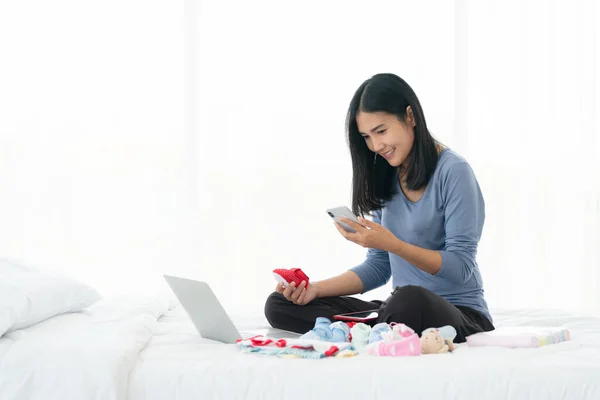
[236,318,572,359]
[294,317,428,357]
[236,318,356,359]
[351,320,458,356]
[236,317,457,358]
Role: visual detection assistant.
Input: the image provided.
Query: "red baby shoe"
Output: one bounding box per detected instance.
[273,268,310,289]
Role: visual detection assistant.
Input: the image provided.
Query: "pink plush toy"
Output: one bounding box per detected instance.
[367,323,421,357]
[367,332,421,357]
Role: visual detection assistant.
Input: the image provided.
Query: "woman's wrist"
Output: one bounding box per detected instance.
[388,237,406,256]
[312,282,321,298]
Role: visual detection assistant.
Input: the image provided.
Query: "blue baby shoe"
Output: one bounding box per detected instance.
[368,322,391,344]
[300,317,333,341]
[329,321,351,342]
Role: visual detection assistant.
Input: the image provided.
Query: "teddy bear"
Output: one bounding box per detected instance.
[420,326,457,354]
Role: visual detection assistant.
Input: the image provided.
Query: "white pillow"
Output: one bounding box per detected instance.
[0,271,101,336]
[0,257,38,276]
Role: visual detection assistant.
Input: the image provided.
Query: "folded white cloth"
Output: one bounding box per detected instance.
[466,326,571,348]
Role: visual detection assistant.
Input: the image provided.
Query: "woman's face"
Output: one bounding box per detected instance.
[356,107,415,168]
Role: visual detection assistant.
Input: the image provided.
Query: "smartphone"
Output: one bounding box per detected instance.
[332,310,379,322]
[326,206,363,233]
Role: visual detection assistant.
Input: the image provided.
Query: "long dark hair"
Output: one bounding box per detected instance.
[346,73,439,216]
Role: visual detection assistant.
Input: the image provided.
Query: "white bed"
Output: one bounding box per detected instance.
[127,305,600,400]
[1,263,600,400]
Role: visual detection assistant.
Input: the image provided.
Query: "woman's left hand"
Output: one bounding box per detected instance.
[335,217,399,253]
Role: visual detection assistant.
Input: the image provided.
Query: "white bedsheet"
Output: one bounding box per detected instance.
[129,306,600,400]
[1,296,599,400]
[0,296,170,400]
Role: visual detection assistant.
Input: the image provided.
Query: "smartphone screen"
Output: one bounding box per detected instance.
[333,310,379,322]
[339,310,378,319]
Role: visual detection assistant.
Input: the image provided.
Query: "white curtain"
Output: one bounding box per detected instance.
[193,0,600,316]
[458,0,600,316]
[193,0,458,312]
[1,0,598,317]
[0,1,195,295]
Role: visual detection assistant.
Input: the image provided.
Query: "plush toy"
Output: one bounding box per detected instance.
[381,323,415,342]
[420,325,457,354]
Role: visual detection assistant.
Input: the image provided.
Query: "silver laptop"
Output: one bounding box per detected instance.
[163,274,299,344]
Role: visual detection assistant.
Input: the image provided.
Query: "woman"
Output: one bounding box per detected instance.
[264,73,494,342]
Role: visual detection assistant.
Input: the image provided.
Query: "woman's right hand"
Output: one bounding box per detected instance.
[276,280,318,306]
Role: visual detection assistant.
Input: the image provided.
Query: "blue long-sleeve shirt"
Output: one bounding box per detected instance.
[350,148,492,322]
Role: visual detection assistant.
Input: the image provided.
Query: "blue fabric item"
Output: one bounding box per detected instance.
[423,325,457,341]
[300,318,351,342]
[329,321,350,342]
[240,346,330,359]
[300,317,333,341]
[368,322,391,344]
[350,148,492,322]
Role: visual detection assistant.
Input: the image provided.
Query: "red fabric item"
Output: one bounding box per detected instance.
[272,268,310,287]
[236,335,262,344]
[324,346,339,357]
[275,339,287,348]
[250,337,273,346]
[346,322,356,341]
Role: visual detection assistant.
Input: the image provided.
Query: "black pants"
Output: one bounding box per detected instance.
[264,285,494,343]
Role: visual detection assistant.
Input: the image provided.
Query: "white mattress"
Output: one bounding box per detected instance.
[1,295,599,400]
[128,305,600,400]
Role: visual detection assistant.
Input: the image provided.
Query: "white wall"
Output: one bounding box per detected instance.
[0,1,193,296]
